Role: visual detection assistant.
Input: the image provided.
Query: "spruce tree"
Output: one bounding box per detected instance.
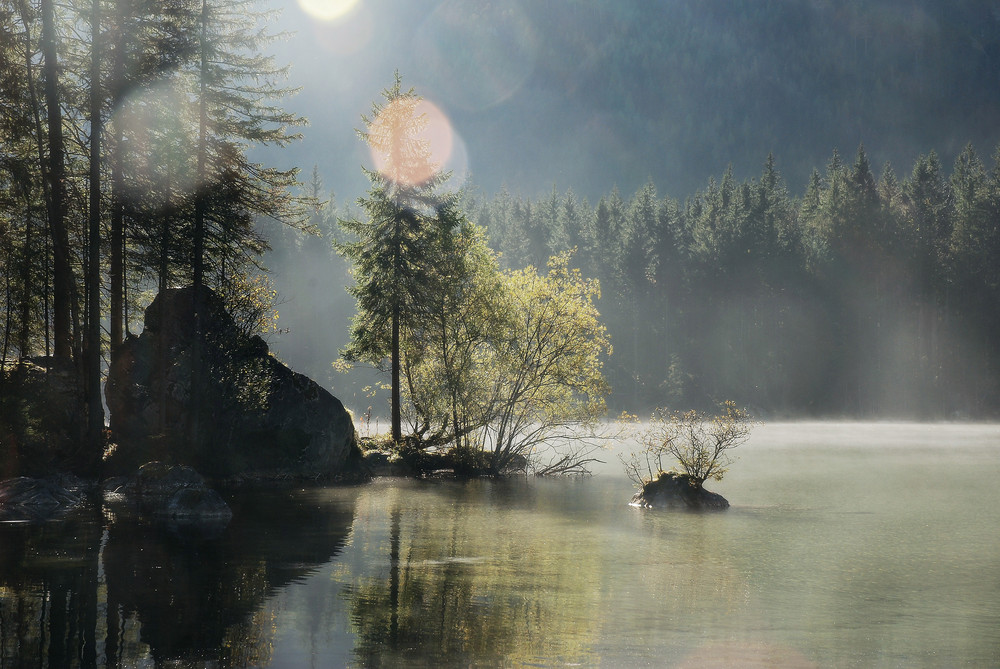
[339,74,450,444]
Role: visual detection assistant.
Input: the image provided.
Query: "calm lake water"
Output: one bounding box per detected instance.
[2,423,999,667]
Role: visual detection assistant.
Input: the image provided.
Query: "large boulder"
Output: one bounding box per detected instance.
[629,470,730,511]
[105,286,360,481]
[0,357,89,478]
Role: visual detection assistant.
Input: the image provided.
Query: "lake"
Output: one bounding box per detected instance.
[2,422,999,667]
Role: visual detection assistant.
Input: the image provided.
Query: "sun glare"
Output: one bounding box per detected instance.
[297,0,360,22]
[369,98,455,188]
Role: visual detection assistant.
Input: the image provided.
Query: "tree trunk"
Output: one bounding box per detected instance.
[188,0,210,445]
[391,300,402,443]
[40,0,74,360]
[86,0,104,464]
[109,0,127,357]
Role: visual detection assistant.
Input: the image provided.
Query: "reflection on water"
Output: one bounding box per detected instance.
[2,424,1000,667]
[0,488,355,667]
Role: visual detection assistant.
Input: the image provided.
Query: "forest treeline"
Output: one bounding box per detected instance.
[460,146,1000,418]
[0,0,306,456]
[266,143,1000,420]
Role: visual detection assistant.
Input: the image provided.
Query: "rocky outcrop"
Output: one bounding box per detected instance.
[105,286,360,481]
[629,471,730,511]
[0,357,89,478]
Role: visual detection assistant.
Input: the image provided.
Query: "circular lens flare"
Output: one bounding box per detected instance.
[112,79,203,205]
[369,98,455,188]
[297,0,359,22]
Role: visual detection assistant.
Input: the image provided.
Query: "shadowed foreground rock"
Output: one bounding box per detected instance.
[104,462,232,526]
[629,471,730,511]
[105,286,360,482]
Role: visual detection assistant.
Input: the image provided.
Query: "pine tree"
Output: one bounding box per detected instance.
[339,74,451,444]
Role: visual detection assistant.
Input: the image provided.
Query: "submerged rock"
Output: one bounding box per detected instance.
[629,471,730,511]
[104,461,232,528]
[105,286,361,482]
[0,474,90,522]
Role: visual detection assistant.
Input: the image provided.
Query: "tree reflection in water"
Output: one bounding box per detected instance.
[0,487,355,667]
[345,480,603,668]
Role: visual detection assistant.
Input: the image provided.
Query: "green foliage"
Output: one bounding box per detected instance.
[399,242,612,475]
[621,401,755,489]
[476,251,611,475]
[218,272,280,339]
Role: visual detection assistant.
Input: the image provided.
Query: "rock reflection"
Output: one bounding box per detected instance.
[0,487,355,667]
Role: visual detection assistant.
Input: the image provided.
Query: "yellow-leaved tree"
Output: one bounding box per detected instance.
[621,401,755,489]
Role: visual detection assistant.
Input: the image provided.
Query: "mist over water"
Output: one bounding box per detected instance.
[269,422,1000,667]
[4,423,997,666]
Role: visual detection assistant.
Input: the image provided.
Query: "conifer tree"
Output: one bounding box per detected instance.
[339,74,450,444]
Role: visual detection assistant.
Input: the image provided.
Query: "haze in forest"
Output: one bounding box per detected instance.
[257,0,1000,419]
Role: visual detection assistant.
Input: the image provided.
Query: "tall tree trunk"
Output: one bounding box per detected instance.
[390,215,402,444]
[18,199,33,357]
[15,1,42,360]
[109,0,127,357]
[40,0,73,360]
[391,300,401,443]
[188,0,210,444]
[86,0,104,463]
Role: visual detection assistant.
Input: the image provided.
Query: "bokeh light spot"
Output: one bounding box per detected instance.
[111,79,204,205]
[369,98,456,188]
[297,0,360,23]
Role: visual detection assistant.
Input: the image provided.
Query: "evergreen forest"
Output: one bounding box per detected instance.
[274,145,1000,420]
[0,0,309,460]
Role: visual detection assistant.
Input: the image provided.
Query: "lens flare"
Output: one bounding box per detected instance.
[111,79,203,205]
[297,0,360,22]
[369,98,455,188]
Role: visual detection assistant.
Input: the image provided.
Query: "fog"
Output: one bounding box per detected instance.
[259,0,1000,201]
[255,0,1000,419]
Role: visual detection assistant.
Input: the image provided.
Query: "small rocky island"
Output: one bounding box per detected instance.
[622,402,755,512]
[629,470,730,511]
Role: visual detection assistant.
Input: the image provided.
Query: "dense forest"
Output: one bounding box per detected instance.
[468,146,1000,417]
[268,144,1000,420]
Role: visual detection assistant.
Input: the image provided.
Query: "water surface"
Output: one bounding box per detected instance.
[2,423,999,667]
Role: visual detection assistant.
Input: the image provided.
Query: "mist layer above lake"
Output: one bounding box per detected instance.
[2,423,998,667]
